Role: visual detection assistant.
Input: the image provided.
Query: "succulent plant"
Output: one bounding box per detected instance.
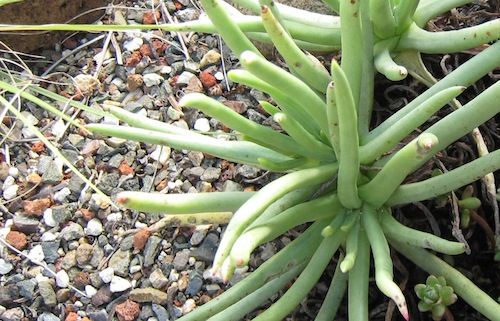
[415,275,458,320]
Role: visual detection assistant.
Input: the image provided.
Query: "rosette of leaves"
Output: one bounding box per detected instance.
[415,275,458,320]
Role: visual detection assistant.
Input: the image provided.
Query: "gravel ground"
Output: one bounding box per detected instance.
[0,1,286,320]
[1,1,499,321]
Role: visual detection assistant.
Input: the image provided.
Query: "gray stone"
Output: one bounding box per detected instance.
[89,246,105,268]
[119,234,135,251]
[12,215,39,234]
[68,174,85,195]
[36,155,52,175]
[108,153,125,168]
[185,274,203,296]
[40,158,63,184]
[0,307,24,321]
[190,233,218,262]
[41,241,60,263]
[222,180,244,192]
[60,149,80,165]
[200,167,221,183]
[108,249,131,277]
[143,236,162,268]
[173,249,190,271]
[152,303,170,320]
[60,222,84,241]
[17,279,36,300]
[246,109,267,124]
[52,203,78,224]
[0,284,19,305]
[38,281,57,307]
[237,165,261,179]
[189,225,209,246]
[91,286,112,307]
[86,309,108,321]
[97,172,119,195]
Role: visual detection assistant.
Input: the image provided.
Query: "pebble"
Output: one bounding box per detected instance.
[2,185,18,200]
[38,281,57,307]
[53,187,71,203]
[173,249,190,271]
[109,276,132,293]
[128,288,168,305]
[85,285,98,298]
[61,251,77,270]
[43,208,57,227]
[123,37,143,51]
[12,215,39,234]
[27,244,45,263]
[152,303,169,320]
[0,258,14,275]
[108,249,131,277]
[98,267,114,284]
[143,236,162,267]
[189,225,209,246]
[37,312,60,321]
[150,145,171,165]
[41,240,60,263]
[143,73,164,87]
[149,269,169,289]
[193,118,210,132]
[56,270,70,288]
[85,218,103,236]
[0,307,24,321]
[60,223,85,241]
[76,243,94,265]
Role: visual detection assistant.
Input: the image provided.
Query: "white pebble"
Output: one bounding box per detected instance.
[43,208,57,227]
[53,187,71,203]
[169,269,179,282]
[40,231,58,242]
[160,65,172,74]
[182,299,196,315]
[130,265,141,273]
[35,273,49,283]
[86,218,103,236]
[142,73,164,87]
[85,285,98,298]
[56,270,69,288]
[51,119,67,139]
[106,212,122,222]
[99,267,114,283]
[194,118,210,132]
[214,71,224,81]
[150,145,171,165]
[27,244,45,263]
[110,275,132,292]
[2,185,19,200]
[134,221,147,229]
[123,37,143,51]
[2,176,15,190]
[8,167,19,178]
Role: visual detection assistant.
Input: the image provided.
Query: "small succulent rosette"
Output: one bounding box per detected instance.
[415,275,458,320]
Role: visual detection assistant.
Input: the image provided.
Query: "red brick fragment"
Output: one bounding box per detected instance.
[6,230,28,250]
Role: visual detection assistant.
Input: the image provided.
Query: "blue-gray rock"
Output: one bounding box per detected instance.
[97,172,119,195]
[86,310,108,321]
[60,223,84,241]
[190,233,219,262]
[143,236,162,267]
[152,303,170,320]
[137,304,155,320]
[17,279,36,300]
[185,274,203,296]
[41,240,60,263]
